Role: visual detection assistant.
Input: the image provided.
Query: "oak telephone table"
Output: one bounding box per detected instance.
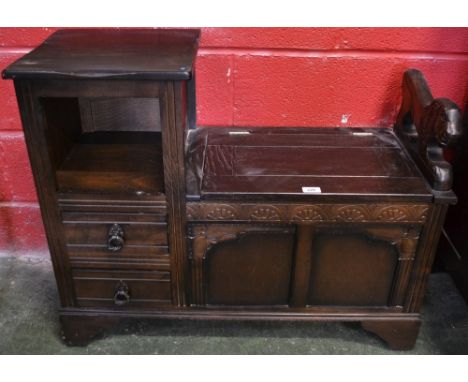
[3,29,462,350]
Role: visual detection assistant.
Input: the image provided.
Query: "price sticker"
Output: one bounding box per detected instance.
[302,187,322,194]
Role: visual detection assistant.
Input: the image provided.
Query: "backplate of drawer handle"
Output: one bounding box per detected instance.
[107,223,125,252]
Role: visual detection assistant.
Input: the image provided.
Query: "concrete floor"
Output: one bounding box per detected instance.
[0,253,467,354]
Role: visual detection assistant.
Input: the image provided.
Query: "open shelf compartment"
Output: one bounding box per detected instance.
[41,97,164,195]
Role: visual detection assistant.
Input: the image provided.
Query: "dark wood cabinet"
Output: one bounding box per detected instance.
[2,29,462,350]
[3,29,198,312]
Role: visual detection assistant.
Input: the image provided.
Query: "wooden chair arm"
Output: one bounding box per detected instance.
[394,69,463,191]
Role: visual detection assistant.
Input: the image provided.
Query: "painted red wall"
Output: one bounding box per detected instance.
[1,27,467,252]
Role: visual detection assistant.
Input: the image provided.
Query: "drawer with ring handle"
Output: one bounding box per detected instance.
[72,269,172,308]
[65,222,170,270]
[62,212,168,247]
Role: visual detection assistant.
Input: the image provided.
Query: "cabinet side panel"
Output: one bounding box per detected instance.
[405,204,449,312]
[160,81,188,306]
[14,80,75,307]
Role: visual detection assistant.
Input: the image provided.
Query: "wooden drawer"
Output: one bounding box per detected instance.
[72,269,172,308]
[67,245,170,270]
[62,211,168,247]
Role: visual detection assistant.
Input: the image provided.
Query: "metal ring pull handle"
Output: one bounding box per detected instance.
[107,223,125,252]
[113,281,130,306]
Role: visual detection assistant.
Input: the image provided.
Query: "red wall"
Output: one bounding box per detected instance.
[1,27,467,252]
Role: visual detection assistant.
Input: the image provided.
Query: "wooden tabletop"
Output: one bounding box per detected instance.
[186,127,433,202]
[2,29,200,80]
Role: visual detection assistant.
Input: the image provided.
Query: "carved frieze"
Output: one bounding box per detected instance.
[336,206,366,222]
[375,206,408,222]
[291,206,325,222]
[205,204,238,220]
[186,203,429,223]
[249,206,281,221]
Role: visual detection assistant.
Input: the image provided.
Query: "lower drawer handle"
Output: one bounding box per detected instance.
[108,224,125,252]
[113,281,130,306]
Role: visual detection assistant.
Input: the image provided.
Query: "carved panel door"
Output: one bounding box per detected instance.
[187,223,421,309]
[301,225,420,308]
[188,224,296,306]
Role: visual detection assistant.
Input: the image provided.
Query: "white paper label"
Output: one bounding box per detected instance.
[302,187,322,194]
[229,131,251,135]
[352,132,373,136]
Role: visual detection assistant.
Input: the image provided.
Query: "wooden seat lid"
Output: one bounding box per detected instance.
[2,29,200,80]
[186,127,433,202]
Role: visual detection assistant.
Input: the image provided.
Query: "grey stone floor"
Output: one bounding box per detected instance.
[0,253,467,354]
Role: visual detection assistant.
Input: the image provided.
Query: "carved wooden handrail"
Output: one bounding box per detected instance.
[394,69,463,191]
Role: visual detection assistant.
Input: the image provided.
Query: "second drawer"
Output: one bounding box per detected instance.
[62,212,168,247]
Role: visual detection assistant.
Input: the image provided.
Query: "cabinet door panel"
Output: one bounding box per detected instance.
[304,225,421,308]
[207,232,294,305]
[188,224,295,306]
[308,230,399,306]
